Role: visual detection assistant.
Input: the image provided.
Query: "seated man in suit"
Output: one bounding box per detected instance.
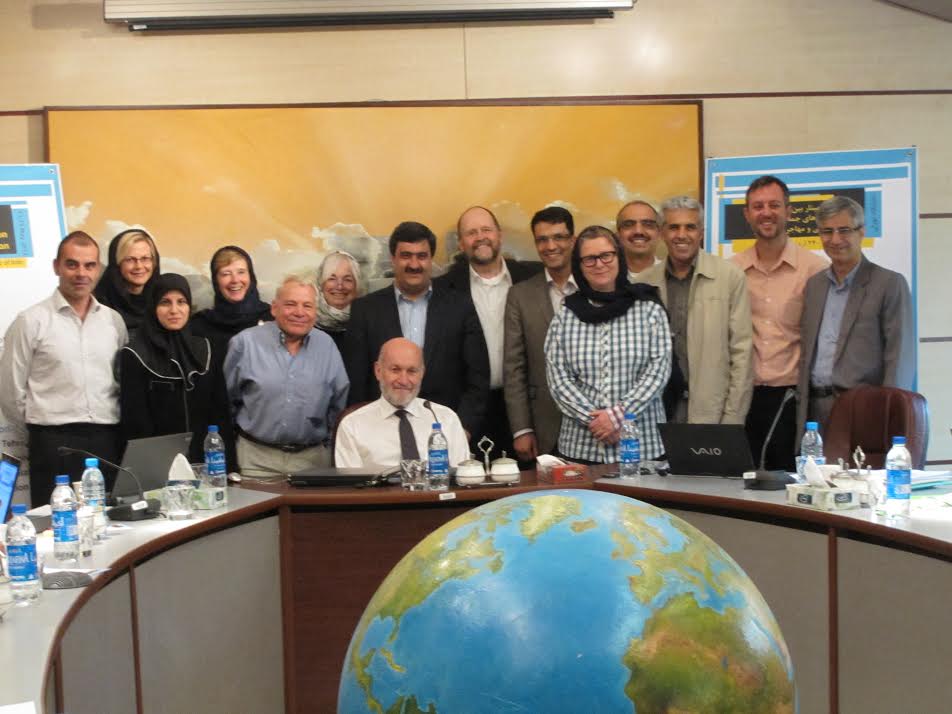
[344,221,490,438]
[434,206,541,457]
[335,338,469,469]
[503,206,577,463]
[797,195,915,432]
[640,196,753,425]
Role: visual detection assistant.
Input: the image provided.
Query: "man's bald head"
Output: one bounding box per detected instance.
[375,338,425,408]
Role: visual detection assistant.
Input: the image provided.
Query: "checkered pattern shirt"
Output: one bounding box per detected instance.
[544,300,671,463]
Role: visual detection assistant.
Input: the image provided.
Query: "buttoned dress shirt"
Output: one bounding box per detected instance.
[468,262,512,389]
[224,322,349,446]
[334,396,470,469]
[546,270,578,316]
[396,285,432,348]
[811,263,861,388]
[0,290,128,426]
[731,240,827,386]
[544,300,671,463]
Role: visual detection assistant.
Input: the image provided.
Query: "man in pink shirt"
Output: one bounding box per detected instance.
[732,176,826,471]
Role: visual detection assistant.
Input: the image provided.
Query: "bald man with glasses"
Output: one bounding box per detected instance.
[797,195,915,433]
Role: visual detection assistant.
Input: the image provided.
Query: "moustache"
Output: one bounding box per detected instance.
[404,267,425,274]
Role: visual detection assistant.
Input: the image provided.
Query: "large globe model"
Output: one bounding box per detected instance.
[339,489,795,713]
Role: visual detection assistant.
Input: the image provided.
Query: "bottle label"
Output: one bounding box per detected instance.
[205,450,226,476]
[620,438,640,464]
[7,543,38,582]
[53,509,79,543]
[886,468,911,500]
[428,449,449,475]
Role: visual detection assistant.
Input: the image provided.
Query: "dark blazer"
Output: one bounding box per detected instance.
[118,344,235,469]
[343,283,490,435]
[502,271,562,455]
[433,257,543,294]
[797,255,916,434]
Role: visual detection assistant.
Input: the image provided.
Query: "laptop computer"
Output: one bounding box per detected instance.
[288,466,398,488]
[114,432,193,499]
[658,423,755,477]
[0,452,22,523]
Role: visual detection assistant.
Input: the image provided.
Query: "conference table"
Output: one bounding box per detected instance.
[3,469,952,714]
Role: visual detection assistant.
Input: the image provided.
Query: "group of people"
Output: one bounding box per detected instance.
[0,173,915,506]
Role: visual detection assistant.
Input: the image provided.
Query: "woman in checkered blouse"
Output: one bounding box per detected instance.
[544,225,671,464]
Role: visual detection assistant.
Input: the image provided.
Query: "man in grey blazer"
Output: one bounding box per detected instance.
[797,195,916,433]
[503,206,577,462]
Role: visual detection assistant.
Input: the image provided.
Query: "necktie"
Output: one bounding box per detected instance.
[395,409,420,460]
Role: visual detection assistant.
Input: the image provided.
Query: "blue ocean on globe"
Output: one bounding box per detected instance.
[339,489,795,713]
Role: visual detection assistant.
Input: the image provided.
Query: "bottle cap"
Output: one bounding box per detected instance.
[806,421,818,430]
[624,413,635,420]
[12,503,26,515]
[432,423,442,429]
[55,474,69,485]
[208,425,219,433]
[84,457,99,468]
[892,435,907,445]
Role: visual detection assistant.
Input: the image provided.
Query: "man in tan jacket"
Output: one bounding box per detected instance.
[640,196,753,424]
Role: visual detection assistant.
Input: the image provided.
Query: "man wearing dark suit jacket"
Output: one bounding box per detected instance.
[344,221,490,437]
[434,206,541,457]
[797,195,915,434]
[503,206,577,462]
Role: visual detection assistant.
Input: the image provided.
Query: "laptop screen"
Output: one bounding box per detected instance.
[0,453,21,523]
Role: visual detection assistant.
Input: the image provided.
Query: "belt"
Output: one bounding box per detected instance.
[237,428,324,453]
[809,385,842,398]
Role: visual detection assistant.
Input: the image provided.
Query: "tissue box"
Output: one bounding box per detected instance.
[538,463,589,484]
[786,483,864,511]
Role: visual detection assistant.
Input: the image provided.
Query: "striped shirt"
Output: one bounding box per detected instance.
[544,299,671,463]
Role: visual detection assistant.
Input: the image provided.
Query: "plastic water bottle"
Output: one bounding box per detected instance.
[5,503,40,606]
[51,473,80,562]
[619,413,641,479]
[797,421,825,478]
[426,423,450,492]
[204,425,227,500]
[81,457,108,540]
[884,436,912,518]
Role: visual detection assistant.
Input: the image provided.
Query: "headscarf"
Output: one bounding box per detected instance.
[126,273,210,390]
[94,228,161,331]
[200,245,271,331]
[564,226,663,324]
[315,250,362,333]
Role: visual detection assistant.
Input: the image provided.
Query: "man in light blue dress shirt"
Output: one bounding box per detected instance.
[224,275,349,477]
[797,196,915,433]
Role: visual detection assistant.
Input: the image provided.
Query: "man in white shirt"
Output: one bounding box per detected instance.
[434,206,541,458]
[617,200,662,281]
[335,338,469,470]
[503,206,577,463]
[0,231,128,505]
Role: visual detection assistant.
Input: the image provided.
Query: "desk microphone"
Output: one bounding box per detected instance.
[56,446,161,521]
[745,388,798,491]
[422,400,440,424]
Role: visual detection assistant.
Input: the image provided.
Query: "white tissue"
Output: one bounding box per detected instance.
[167,453,195,482]
[535,454,567,471]
[802,456,829,487]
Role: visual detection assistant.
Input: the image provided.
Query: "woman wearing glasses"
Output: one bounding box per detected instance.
[314,250,364,351]
[94,228,160,337]
[544,225,671,464]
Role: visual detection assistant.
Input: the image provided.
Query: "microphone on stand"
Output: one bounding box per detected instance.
[745,388,798,491]
[57,446,161,521]
[422,400,440,424]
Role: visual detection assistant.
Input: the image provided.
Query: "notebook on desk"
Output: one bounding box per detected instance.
[658,423,756,477]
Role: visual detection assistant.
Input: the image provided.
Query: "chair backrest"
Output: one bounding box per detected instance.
[330,401,370,466]
[823,385,929,469]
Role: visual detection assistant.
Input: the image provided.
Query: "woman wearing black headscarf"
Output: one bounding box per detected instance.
[191,246,272,348]
[94,228,161,336]
[119,273,233,467]
[544,225,671,464]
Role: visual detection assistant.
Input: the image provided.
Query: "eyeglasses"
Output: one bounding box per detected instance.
[534,233,573,245]
[579,251,618,267]
[325,276,356,288]
[618,219,659,231]
[121,256,154,267]
[818,225,862,238]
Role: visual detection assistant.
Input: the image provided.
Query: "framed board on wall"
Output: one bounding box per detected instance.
[46,101,701,299]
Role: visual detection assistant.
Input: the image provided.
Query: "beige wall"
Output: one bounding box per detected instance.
[1,0,950,457]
